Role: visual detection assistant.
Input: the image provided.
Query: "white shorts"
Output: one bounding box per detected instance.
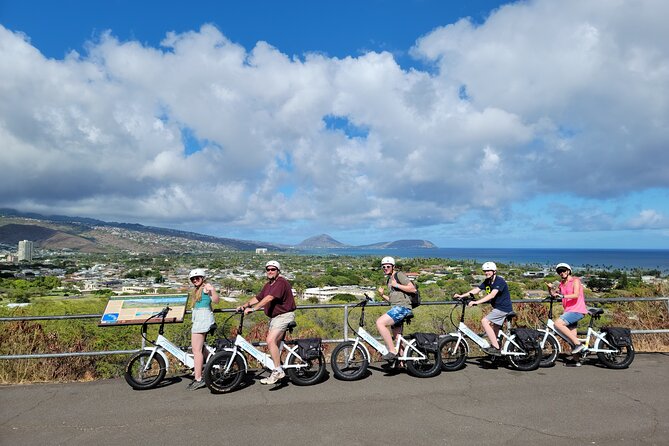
[191,308,215,334]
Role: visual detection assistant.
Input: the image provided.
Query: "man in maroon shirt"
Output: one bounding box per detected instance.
[237,260,296,384]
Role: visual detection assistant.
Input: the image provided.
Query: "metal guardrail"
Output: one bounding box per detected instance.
[1,297,668,360]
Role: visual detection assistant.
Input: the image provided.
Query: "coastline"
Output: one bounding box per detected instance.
[296,247,669,272]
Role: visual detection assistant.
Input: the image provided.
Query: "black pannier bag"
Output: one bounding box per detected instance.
[512,328,541,351]
[216,338,234,350]
[409,332,439,352]
[296,338,322,360]
[603,327,633,347]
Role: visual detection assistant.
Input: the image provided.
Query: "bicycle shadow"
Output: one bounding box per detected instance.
[243,369,332,392]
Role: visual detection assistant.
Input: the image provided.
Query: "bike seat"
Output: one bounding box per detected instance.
[504,312,517,322]
[588,307,604,316]
[287,321,297,332]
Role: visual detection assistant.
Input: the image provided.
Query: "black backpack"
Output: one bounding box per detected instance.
[393,272,421,308]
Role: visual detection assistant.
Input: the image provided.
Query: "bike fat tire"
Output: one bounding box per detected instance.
[124,350,167,390]
[539,331,560,368]
[203,351,245,394]
[506,337,542,371]
[405,343,442,378]
[595,338,635,369]
[285,351,327,386]
[330,341,369,381]
[438,336,467,372]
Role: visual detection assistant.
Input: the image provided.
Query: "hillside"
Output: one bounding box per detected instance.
[0,211,283,254]
[0,210,437,255]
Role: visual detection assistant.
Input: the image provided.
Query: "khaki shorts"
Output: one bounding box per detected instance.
[268,311,295,331]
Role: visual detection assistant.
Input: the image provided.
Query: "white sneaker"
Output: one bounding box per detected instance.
[260,368,285,385]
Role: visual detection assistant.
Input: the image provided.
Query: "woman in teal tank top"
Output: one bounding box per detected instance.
[187,268,220,390]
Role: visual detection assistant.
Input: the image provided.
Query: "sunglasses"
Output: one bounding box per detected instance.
[190,276,203,282]
[556,268,569,274]
[382,265,393,269]
[266,267,278,272]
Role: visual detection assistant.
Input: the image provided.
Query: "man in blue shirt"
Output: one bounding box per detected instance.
[454,262,512,356]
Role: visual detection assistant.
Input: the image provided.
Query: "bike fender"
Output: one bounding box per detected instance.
[217,347,249,371]
[144,348,170,372]
[358,342,372,361]
[450,335,470,354]
[235,351,249,371]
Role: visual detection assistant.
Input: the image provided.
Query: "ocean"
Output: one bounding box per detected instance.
[297,247,669,272]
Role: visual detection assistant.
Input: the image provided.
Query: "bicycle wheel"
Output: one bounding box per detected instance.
[438,336,467,371]
[538,330,560,367]
[330,341,369,381]
[506,337,542,371]
[124,350,167,390]
[405,343,442,378]
[595,338,635,369]
[285,351,327,386]
[203,351,245,394]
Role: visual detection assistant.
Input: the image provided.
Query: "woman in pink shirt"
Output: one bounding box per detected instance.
[547,263,588,355]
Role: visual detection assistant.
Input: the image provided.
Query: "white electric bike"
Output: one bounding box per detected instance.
[124,306,217,390]
[203,309,326,393]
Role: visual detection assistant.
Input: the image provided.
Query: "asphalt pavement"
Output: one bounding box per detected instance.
[1,353,668,446]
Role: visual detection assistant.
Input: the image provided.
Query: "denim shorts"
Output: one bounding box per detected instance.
[386,306,412,324]
[191,308,215,334]
[560,311,585,328]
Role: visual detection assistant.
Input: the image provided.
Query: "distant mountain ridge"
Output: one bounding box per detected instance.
[296,234,351,249]
[0,209,282,254]
[295,234,436,249]
[359,239,437,249]
[0,209,437,254]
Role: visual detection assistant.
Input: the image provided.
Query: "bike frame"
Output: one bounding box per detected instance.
[537,297,569,353]
[137,306,215,374]
[218,311,310,374]
[352,325,427,361]
[578,310,618,354]
[141,335,216,371]
[448,297,526,357]
[539,299,618,355]
[344,297,427,363]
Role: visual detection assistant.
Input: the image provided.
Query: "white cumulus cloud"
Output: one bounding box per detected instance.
[1,0,668,243]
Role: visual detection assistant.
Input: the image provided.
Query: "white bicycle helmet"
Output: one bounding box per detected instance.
[188,268,206,280]
[482,262,497,271]
[381,256,395,266]
[265,260,281,271]
[555,263,572,273]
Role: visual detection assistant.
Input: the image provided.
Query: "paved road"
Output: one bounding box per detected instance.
[1,353,667,446]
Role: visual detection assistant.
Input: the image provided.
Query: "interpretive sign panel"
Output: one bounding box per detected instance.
[99,294,188,326]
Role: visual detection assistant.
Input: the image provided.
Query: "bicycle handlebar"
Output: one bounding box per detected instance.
[454,293,476,304]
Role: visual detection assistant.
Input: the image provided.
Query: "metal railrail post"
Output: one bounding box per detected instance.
[1,297,668,360]
[343,304,349,341]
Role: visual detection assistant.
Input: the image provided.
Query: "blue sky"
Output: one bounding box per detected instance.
[1,0,668,248]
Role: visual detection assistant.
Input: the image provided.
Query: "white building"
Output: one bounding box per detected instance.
[18,240,34,262]
[303,286,375,302]
[255,248,268,254]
